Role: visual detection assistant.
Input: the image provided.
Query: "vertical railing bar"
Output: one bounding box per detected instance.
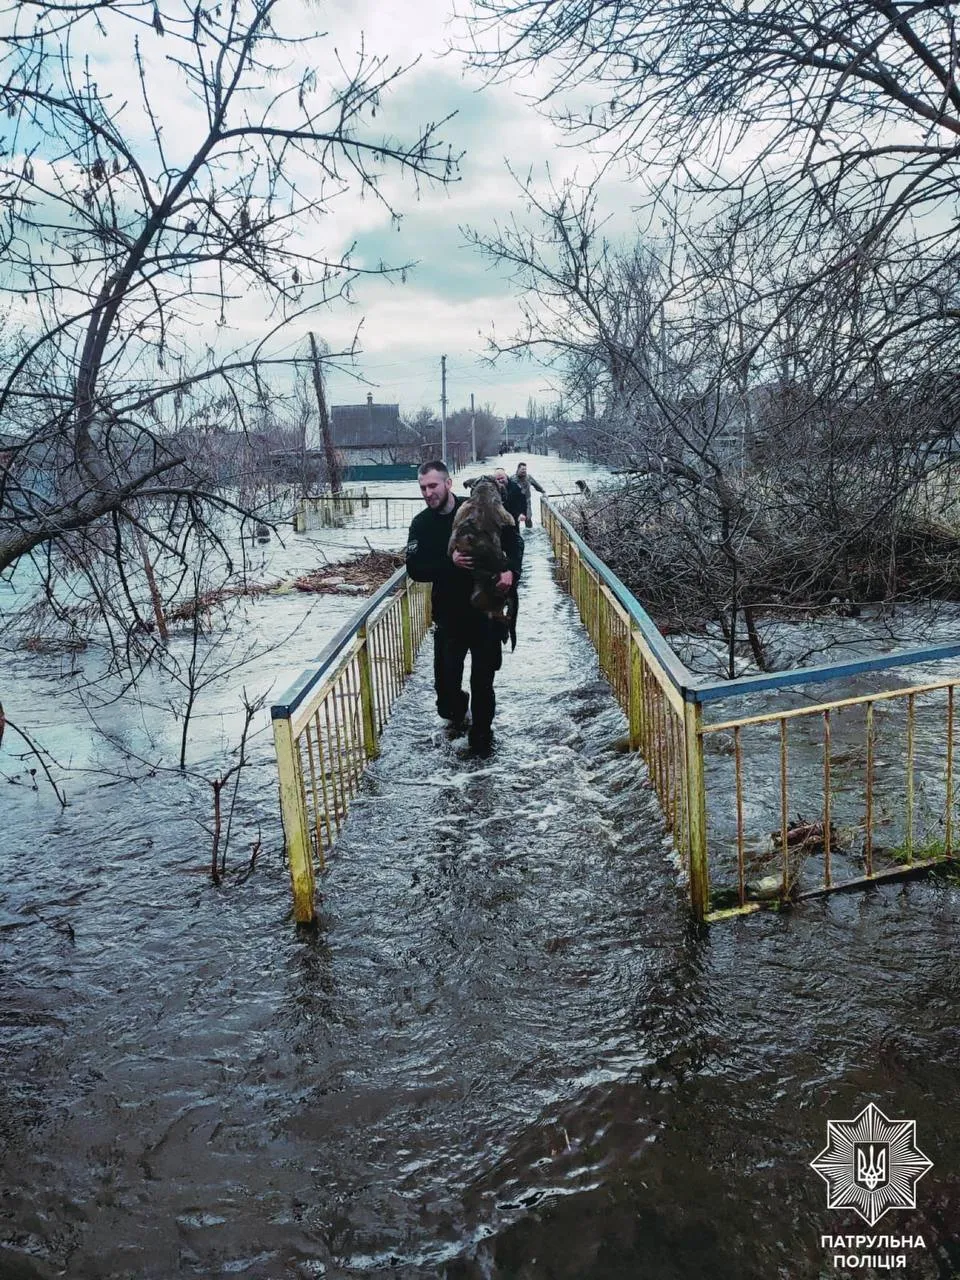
[347,659,359,787]
[382,611,394,723]
[823,709,832,889]
[735,725,745,906]
[331,674,350,810]
[303,720,325,863]
[378,616,391,728]
[660,687,670,814]
[668,706,677,830]
[684,700,710,920]
[400,582,414,676]
[378,614,391,728]
[368,620,384,734]
[642,659,652,764]
[349,659,365,790]
[628,627,641,751]
[598,583,607,679]
[388,606,400,713]
[671,709,682,833]
[272,713,314,923]
[384,608,395,718]
[948,685,955,857]
[906,691,915,864]
[314,708,334,855]
[780,717,789,899]
[325,694,346,827]
[344,662,360,793]
[333,670,351,803]
[865,701,874,878]
[674,710,684,839]
[678,708,689,860]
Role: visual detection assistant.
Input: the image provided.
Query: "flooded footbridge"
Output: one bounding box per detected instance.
[4,466,960,1278]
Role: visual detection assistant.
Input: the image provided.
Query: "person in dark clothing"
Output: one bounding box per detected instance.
[493,467,527,527]
[406,460,522,754]
[513,461,546,527]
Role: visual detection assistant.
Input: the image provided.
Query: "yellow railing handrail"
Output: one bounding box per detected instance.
[271,566,431,925]
[541,491,960,923]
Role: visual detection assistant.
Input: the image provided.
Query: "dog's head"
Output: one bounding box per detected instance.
[469,477,502,508]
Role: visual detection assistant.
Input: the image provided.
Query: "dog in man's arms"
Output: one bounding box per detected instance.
[447,476,518,648]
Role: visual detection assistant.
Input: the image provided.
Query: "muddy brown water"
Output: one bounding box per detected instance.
[3,531,960,1279]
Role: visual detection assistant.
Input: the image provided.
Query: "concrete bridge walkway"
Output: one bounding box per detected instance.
[303,526,690,1274]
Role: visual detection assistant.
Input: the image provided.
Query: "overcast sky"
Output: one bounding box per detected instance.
[14,0,635,423]
[311,0,615,420]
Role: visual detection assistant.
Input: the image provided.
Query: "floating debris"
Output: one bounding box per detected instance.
[167,580,283,622]
[294,549,404,596]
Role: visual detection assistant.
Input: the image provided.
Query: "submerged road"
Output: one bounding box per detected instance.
[3,518,960,1278]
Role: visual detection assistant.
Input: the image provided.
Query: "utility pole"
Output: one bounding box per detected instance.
[308,331,341,494]
[470,391,476,463]
[440,354,447,462]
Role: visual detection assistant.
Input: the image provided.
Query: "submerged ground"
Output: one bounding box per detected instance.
[2,456,960,1278]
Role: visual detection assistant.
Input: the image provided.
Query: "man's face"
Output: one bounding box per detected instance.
[517,464,527,478]
[419,468,453,509]
[493,469,508,491]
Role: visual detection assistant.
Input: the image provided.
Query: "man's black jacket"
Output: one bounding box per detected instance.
[500,478,527,524]
[405,495,522,628]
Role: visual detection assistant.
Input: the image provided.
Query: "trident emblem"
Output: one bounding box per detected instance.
[856,1144,887,1190]
[812,1105,932,1225]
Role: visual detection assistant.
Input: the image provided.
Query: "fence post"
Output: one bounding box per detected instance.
[357,625,380,759]
[629,628,645,750]
[400,581,414,674]
[272,715,316,925]
[598,584,607,677]
[683,698,710,920]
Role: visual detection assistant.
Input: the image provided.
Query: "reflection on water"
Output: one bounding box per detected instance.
[3,458,960,1278]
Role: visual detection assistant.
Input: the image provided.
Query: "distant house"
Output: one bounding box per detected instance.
[330,394,418,465]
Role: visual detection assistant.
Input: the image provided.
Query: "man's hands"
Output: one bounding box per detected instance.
[451,553,513,594]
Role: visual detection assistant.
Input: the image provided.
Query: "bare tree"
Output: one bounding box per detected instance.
[468,171,960,672]
[446,403,501,459]
[0,0,459,589]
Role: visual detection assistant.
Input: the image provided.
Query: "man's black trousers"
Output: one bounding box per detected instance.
[433,619,503,733]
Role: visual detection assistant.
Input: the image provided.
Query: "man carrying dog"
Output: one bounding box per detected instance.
[406,460,522,755]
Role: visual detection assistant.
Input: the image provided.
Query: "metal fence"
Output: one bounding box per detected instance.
[294,493,425,533]
[542,495,960,921]
[271,568,432,923]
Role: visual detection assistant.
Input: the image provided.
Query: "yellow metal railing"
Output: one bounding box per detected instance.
[700,679,960,918]
[542,494,960,921]
[271,567,431,923]
[543,499,709,916]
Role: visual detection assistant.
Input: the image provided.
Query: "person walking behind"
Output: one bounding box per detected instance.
[406,460,522,754]
[492,467,527,527]
[513,461,545,527]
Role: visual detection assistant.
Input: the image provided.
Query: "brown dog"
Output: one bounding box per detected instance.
[448,477,518,646]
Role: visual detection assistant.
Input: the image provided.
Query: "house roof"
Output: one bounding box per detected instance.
[330,400,402,447]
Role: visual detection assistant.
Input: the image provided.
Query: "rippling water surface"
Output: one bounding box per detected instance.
[3,458,960,1278]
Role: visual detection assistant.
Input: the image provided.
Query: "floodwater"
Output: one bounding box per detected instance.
[3,457,960,1279]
